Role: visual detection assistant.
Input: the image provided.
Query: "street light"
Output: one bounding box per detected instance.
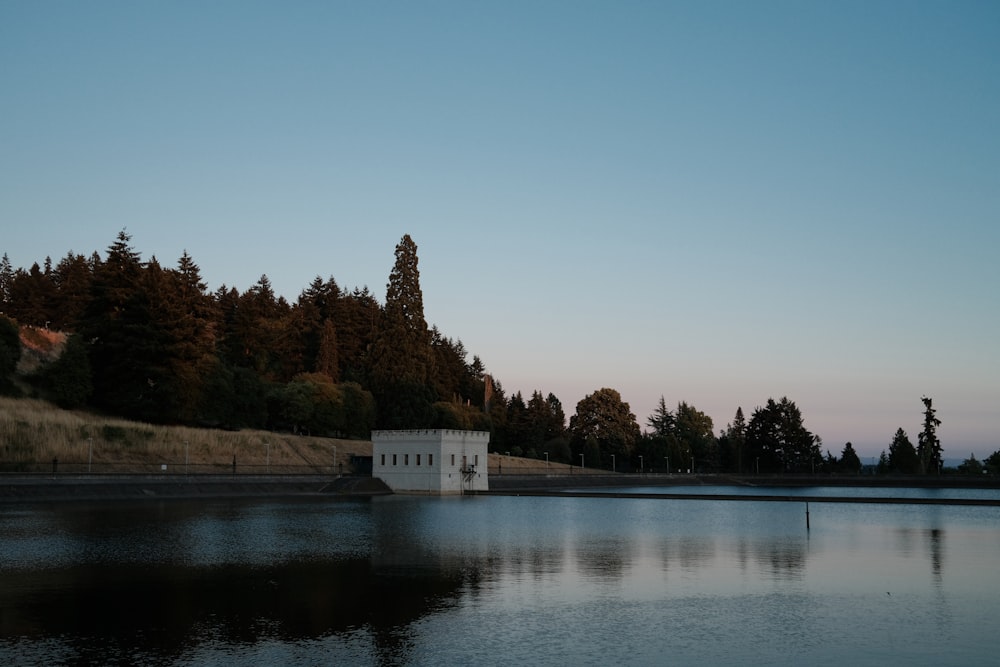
[185,440,189,474]
[665,456,669,474]
[580,453,585,469]
[333,445,338,475]
[611,454,616,472]
[544,451,549,465]
[639,455,644,473]
[88,437,93,473]
[265,442,270,474]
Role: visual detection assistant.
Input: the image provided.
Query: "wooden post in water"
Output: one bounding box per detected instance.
[806,502,811,531]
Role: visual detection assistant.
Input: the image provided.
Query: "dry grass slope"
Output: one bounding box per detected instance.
[0,396,369,474]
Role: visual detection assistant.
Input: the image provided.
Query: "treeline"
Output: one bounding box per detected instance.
[1,233,993,474]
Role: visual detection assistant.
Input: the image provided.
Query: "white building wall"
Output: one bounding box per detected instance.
[372,429,490,495]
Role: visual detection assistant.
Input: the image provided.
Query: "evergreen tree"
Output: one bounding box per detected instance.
[523,391,556,452]
[370,234,434,428]
[984,449,1000,475]
[646,396,674,437]
[917,396,943,474]
[50,252,93,330]
[7,263,54,327]
[225,275,298,382]
[718,407,747,473]
[840,442,862,473]
[544,393,566,442]
[150,252,222,422]
[500,391,529,454]
[429,327,471,403]
[0,315,20,395]
[957,454,982,475]
[484,376,509,449]
[888,427,919,474]
[877,450,890,474]
[461,355,488,410]
[745,397,819,473]
[315,319,340,381]
[0,254,13,310]
[333,286,378,383]
[296,276,341,377]
[78,230,156,418]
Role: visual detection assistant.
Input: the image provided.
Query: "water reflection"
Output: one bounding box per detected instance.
[2,495,999,666]
[1,553,473,666]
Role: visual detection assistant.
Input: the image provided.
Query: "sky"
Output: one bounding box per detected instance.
[2,1,998,459]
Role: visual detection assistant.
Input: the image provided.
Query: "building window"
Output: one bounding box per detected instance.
[474,455,479,466]
[428,454,433,467]
[451,454,455,466]
[380,454,385,466]
[392,454,397,466]
[404,454,409,465]
[416,454,421,466]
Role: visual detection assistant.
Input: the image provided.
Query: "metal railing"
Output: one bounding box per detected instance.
[0,460,347,476]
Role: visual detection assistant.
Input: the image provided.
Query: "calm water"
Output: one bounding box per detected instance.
[2,489,999,666]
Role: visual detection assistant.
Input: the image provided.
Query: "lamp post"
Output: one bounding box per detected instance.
[611,454,616,472]
[580,453,585,469]
[265,442,270,474]
[185,441,189,474]
[88,437,93,473]
[333,445,338,475]
[666,456,669,474]
[544,451,549,466]
[639,455,643,473]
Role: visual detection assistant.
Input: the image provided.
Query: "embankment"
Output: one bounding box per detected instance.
[0,474,392,502]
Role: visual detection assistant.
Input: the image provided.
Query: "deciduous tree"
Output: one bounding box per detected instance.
[569,388,640,468]
[674,401,716,472]
[36,333,92,408]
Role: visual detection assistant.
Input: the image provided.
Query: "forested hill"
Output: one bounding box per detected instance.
[0,231,497,437]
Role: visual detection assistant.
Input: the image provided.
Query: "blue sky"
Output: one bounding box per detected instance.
[2,1,998,459]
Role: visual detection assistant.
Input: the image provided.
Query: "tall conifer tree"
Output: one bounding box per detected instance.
[917,396,943,474]
[370,234,434,428]
[79,230,154,417]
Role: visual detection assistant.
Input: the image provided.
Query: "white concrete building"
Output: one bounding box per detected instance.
[371,429,490,494]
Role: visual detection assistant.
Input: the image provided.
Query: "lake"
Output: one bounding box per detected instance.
[2,488,999,666]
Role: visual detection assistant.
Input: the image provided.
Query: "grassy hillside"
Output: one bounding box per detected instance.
[0,396,368,474]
